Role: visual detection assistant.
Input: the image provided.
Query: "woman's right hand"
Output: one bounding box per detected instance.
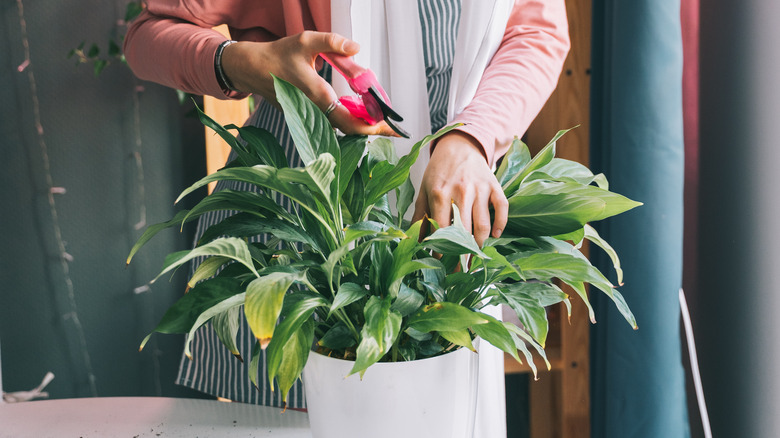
[220,31,398,137]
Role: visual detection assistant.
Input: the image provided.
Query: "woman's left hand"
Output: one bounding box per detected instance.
[412,131,508,247]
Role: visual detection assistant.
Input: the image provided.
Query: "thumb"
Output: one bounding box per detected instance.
[301,31,360,56]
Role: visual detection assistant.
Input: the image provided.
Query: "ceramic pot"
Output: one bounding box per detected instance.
[302,347,479,438]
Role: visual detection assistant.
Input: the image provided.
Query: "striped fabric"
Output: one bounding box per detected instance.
[418,0,462,132]
[176,0,462,407]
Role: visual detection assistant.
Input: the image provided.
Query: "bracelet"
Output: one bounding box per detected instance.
[214,40,238,92]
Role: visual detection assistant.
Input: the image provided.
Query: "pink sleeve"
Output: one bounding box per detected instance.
[123,4,249,100]
[451,0,571,166]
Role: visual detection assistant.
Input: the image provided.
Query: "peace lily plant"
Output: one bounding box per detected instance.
[128,77,640,405]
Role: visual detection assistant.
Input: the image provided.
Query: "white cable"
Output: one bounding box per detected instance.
[679,288,712,438]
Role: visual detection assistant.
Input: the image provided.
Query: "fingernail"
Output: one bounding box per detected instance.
[494,229,503,237]
[343,40,360,53]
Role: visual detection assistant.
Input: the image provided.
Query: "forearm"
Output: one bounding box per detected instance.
[123,9,247,99]
[453,0,570,166]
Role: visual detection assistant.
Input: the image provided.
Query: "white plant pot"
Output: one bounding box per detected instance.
[302,347,479,438]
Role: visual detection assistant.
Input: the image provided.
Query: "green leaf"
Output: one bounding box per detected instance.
[512,180,642,223]
[140,277,243,351]
[439,329,475,351]
[93,59,108,77]
[553,227,586,245]
[495,137,531,187]
[494,284,553,347]
[505,191,607,237]
[108,39,121,57]
[610,289,638,330]
[87,43,100,58]
[275,319,315,405]
[390,283,426,317]
[504,323,549,377]
[502,127,574,195]
[343,221,393,243]
[350,296,402,378]
[526,157,609,190]
[337,135,368,198]
[244,271,305,348]
[407,302,489,333]
[565,280,595,324]
[152,237,259,283]
[342,165,366,221]
[249,340,262,390]
[329,282,368,316]
[267,293,329,390]
[513,251,614,295]
[387,258,440,299]
[198,213,316,250]
[174,165,337,245]
[277,153,336,208]
[317,321,357,350]
[396,179,415,226]
[183,189,288,225]
[477,246,525,282]
[184,293,245,359]
[367,137,400,165]
[471,313,520,362]
[193,105,257,167]
[212,306,242,360]
[583,224,624,285]
[127,210,193,264]
[187,256,230,289]
[363,124,461,206]
[423,211,489,259]
[124,1,144,22]
[229,125,288,169]
[273,75,340,167]
[368,241,393,297]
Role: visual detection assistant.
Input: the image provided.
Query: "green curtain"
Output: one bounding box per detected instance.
[590,1,690,436]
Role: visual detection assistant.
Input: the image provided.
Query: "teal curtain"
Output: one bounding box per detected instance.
[590,1,690,436]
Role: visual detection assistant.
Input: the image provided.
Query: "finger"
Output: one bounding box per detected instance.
[429,186,453,230]
[456,188,475,239]
[472,190,493,248]
[328,107,400,137]
[490,184,509,238]
[299,31,360,56]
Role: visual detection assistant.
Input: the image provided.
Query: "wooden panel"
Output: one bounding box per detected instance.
[204,25,250,193]
[203,97,250,192]
[506,1,593,437]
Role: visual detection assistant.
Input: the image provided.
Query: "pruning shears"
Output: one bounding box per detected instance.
[320,53,410,138]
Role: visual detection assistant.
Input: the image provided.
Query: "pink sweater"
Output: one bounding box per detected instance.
[123,0,570,165]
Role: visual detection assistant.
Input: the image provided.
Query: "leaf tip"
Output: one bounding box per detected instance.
[259,337,272,350]
[233,352,244,363]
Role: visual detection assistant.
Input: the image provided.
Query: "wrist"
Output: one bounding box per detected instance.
[431,130,488,163]
[214,40,239,92]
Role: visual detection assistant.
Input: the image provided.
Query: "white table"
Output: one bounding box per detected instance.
[0,397,312,437]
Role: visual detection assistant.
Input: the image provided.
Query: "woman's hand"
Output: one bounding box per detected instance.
[412,131,508,247]
[220,31,398,137]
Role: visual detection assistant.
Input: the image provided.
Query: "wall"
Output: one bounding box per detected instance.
[699,1,780,436]
[1,1,208,399]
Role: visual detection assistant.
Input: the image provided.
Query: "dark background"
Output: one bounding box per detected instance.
[1,0,207,400]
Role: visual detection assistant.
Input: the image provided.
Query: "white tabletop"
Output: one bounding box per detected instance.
[0,396,312,438]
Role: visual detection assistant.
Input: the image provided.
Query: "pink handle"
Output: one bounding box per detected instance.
[320,53,391,125]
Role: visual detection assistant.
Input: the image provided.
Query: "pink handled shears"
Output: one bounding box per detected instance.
[320,53,410,138]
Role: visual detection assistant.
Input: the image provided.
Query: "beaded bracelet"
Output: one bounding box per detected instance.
[214,40,238,92]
